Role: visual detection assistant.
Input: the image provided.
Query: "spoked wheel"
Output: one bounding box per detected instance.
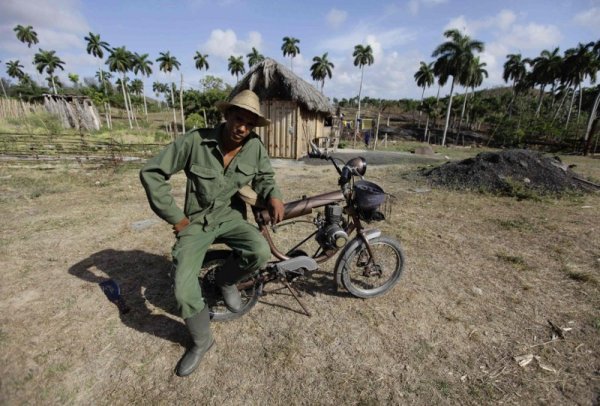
[199,250,261,322]
[337,236,405,298]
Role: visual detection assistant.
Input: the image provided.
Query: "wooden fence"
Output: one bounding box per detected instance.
[0,98,45,119]
[0,132,163,166]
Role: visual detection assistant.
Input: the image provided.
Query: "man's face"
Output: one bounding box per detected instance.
[224,107,258,144]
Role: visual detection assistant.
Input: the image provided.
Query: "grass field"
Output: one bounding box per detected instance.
[0,146,598,404]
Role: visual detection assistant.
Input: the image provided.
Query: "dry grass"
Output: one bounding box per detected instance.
[0,151,599,405]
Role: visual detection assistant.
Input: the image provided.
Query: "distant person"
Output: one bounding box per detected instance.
[364,130,371,147]
[140,89,284,377]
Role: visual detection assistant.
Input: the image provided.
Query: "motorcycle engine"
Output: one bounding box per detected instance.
[316,204,348,249]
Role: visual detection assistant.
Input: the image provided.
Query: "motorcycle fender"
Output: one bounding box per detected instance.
[334,229,381,288]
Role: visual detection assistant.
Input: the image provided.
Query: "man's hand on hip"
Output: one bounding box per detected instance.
[173,217,190,235]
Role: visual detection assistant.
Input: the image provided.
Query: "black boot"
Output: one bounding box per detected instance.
[215,255,245,313]
[176,306,214,377]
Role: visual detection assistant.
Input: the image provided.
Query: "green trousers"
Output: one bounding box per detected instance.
[171,217,270,319]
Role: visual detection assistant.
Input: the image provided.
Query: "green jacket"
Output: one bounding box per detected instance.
[140,124,282,228]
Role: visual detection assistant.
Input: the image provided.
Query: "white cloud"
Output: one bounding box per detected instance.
[326,8,347,29]
[444,9,517,36]
[203,29,263,60]
[320,26,414,55]
[0,0,89,51]
[573,7,600,34]
[502,23,562,50]
[408,0,448,16]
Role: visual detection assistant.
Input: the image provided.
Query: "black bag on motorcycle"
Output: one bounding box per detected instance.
[353,180,387,222]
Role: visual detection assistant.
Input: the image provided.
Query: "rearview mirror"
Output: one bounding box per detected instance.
[345,156,367,176]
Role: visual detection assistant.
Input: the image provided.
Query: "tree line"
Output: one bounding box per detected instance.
[2,24,599,154]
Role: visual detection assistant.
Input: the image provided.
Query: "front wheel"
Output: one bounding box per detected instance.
[199,250,261,322]
[336,236,405,298]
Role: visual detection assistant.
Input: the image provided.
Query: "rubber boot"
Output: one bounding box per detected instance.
[220,284,242,312]
[215,255,245,313]
[176,306,214,377]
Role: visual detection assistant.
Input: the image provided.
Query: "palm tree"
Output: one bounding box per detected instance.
[130,79,143,97]
[353,44,375,139]
[502,53,528,117]
[14,25,39,48]
[561,42,595,130]
[132,52,153,119]
[68,73,80,88]
[457,56,487,143]
[152,81,168,98]
[156,51,181,134]
[85,32,112,128]
[414,61,435,127]
[583,40,600,155]
[33,49,65,94]
[246,47,264,68]
[419,97,439,143]
[6,60,25,81]
[310,53,334,93]
[530,47,562,116]
[431,29,484,146]
[0,60,7,97]
[194,52,209,72]
[193,52,209,116]
[106,46,134,128]
[227,55,245,82]
[281,37,300,71]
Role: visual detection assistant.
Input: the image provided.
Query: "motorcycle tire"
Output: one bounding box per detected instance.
[199,250,261,322]
[336,236,405,298]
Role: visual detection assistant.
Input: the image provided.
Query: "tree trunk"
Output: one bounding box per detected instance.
[99,70,112,129]
[121,73,132,129]
[0,79,7,98]
[127,89,139,129]
[424,115,431,143]
[354,67,365,149]
[417,87,425,128]
[552,88,570,124]
[535,84,546,117]
[170,83,177,135]
[142,85,148,120]
[51,75,58,95]
[583,89,600,156]
[180,73,185,134]
[441,77,456,147]
[457,88,469,145]
[564,84,577,130]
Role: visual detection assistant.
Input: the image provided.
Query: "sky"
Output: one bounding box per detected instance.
[1,0,599,101]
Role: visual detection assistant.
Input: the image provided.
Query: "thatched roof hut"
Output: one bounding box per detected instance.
[42,94,101,131]
[229,58,333,159]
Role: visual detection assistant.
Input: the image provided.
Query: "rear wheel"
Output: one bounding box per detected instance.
[199,250,261,322]
[337,236,405,298]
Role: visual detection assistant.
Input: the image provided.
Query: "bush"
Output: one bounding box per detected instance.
[185,113,205,130]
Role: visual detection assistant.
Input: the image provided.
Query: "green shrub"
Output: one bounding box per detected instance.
[185,113,205,130]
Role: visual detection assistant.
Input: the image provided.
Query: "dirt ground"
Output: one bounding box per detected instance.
[0,152,599,405]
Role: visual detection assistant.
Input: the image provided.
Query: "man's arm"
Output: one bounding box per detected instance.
[251,143,284,223]
[139,135,192,226]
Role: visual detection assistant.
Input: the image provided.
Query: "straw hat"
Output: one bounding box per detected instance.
[216,89,271,127]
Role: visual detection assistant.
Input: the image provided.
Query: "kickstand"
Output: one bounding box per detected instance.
[280,277,311,317]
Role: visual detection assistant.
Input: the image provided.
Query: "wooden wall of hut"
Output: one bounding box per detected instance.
[254,100,325,159]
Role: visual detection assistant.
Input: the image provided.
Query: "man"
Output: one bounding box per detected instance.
[140,89,284,377]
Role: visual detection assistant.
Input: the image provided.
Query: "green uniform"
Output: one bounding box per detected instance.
[140,124,282,318]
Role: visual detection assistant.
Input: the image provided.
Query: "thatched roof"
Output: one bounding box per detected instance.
[229,58,333,115]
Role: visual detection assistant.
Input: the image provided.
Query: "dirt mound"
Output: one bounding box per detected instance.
[422,149,597,196]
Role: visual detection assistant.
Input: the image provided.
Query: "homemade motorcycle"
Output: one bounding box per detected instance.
[200,144,405,320]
